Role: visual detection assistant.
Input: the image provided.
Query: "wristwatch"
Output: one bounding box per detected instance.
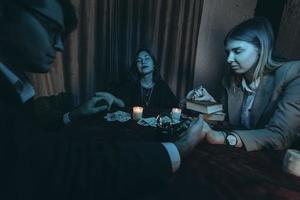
[224,132,238,146]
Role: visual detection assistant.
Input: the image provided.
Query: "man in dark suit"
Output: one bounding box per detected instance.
[0,0,206,199]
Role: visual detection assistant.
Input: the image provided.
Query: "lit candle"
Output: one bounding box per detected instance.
[132,106,143,120]
[171,108,182,121]
[283,149,300,177]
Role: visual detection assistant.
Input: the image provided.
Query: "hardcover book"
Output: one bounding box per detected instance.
[186,100,223,114]
[199,111,225,121]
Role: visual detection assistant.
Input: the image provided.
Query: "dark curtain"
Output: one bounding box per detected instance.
[29,0,204,105]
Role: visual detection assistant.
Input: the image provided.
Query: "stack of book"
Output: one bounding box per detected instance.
[186,99,225,121]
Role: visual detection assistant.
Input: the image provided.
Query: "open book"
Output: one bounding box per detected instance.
[186,99,223,114]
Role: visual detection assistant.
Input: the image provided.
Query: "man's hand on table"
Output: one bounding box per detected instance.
[65,92,125,123]
[69,96,110,121]
[174,117,207,158]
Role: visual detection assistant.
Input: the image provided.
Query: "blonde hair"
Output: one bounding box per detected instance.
[224,17,285,81]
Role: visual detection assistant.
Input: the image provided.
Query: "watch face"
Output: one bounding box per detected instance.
[226,135,237,146]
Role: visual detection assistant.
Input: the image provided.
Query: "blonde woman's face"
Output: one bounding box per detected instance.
[225,39,259,74]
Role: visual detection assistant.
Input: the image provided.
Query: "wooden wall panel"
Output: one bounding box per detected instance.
[275,0,300,60]
[193,0,257,99]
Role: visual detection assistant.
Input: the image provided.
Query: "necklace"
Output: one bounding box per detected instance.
[141,81,155,89]
[141,85,155,107]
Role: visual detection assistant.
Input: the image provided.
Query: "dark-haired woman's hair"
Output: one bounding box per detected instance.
[224,17,285,81]
[130,48,162,83]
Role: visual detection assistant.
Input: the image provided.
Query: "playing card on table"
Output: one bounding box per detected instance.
[159,115,181,125]
[137,117,157,127]
[172,119,181,125]
[104,111,131,122]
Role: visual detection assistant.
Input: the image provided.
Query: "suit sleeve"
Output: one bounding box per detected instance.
[31,92,74,130]
[235,63,300,151]
[2,119,173,199]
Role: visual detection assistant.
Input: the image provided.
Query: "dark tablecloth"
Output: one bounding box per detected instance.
[69,111,300,200]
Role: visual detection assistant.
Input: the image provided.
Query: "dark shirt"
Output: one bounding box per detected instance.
[111,80,178,109]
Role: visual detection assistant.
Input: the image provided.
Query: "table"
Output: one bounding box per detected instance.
[162,144,300,200]
[71,110,300,200]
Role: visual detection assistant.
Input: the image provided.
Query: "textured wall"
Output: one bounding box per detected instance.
[193,0,257,99]
[275,0,300,60]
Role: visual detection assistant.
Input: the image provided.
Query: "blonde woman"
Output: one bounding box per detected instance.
[189,17,300,151]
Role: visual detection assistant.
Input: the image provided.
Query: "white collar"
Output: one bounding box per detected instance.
[241,77,260,94]
[0,62,35,103]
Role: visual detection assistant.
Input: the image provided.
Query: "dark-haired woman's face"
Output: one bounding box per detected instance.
[225,39,259,74]
[136,51,154,76]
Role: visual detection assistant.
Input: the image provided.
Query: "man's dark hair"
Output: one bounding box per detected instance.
[0,0,77,36]
[57,0,78,35]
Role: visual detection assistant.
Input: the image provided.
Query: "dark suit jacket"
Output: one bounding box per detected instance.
[0,76,173,199]
[31,92,74,130]
[222,61,300,151]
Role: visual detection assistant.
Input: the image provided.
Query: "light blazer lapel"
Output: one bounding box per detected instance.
[227,84,244,127]
[250,74,274,128]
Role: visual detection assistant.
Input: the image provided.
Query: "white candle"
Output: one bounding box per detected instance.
[283,149,300,177]
[171,108,182,121]
[132,106,143,120]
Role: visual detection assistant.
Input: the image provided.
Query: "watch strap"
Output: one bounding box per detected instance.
[220,131,227,145]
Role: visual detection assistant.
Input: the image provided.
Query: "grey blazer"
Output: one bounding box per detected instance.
[222,61,300,151]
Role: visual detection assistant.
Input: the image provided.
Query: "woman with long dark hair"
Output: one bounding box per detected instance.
[109,48,178,109]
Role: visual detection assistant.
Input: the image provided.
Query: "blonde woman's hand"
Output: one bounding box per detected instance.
[186,86,216,102]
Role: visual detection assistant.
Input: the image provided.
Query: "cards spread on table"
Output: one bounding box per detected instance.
[137,117,181,127]
[104,111,181,125]
[104,111,131,122]
[138,117,157,127]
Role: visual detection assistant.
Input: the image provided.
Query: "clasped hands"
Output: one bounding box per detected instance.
[186,86,223,143]
[178,85,244,153]
[178,86,236,151]
[174,116,226,158]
